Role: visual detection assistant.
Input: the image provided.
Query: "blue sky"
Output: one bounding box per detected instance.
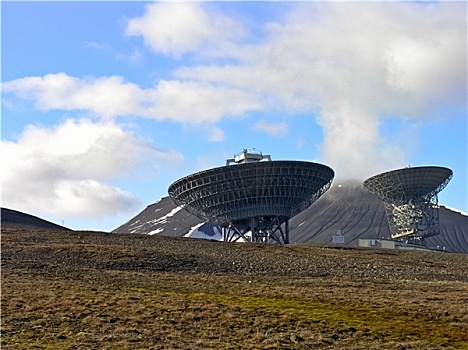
[2,1,467,231]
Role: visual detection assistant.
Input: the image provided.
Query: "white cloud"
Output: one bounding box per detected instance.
[3,73,262,123]
[296,136,306,151]
[125,2,245,57]
[208,126,225,142]
[149,80,262,123]
[83,41,111,51]
[118,48,145,67]
[252,120,288,137]
[2,73,147,119]
[1,119,183,218]
[172,2,467,178]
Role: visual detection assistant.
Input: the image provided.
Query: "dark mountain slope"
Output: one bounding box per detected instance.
[113,181,468,253]
[1,207,71,231]
[427,206,468,254]
[289,181,390,245]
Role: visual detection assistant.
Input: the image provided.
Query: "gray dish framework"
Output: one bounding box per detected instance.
[363,166,453,244]
[168,150,334,244]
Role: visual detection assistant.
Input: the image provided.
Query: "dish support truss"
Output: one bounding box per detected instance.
[363,167,452,246]
[384,196,440,245]
[222,216,289,244]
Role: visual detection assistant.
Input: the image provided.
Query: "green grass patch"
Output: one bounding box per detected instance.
[185,291,468,347]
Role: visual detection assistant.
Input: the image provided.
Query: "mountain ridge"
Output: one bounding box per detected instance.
[112,181,468,254]
[1,207,71,231]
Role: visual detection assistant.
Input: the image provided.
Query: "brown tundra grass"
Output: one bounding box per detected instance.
[1,228,467,349]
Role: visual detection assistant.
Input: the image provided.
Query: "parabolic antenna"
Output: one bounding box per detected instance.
[169,149,334,244]
[363,166,453,243]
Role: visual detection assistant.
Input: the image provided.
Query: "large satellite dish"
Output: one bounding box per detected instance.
[169,149,334,244]
[363,166,453,243]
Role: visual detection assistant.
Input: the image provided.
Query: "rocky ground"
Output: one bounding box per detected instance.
[2,227,468,349]
[2,228,467,281]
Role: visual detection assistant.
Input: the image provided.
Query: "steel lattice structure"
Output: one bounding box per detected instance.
[363,166,453,244]
[168,158,334,244]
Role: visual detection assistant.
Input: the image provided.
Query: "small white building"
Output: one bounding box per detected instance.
[332,229,345,244]
[358,239,436,251]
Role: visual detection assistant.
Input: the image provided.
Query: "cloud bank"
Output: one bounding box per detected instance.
[252,120,289,137]
[125,2,245,58]
[3,73,262,124]
[169,2,466,178]
[1,119,182,218]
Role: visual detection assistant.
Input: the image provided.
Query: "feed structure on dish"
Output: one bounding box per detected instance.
[363,166,453,245]
[169,149,334,244]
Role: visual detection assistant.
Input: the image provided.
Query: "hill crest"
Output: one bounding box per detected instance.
[1,207,71,231]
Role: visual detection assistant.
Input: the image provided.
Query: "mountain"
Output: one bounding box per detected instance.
[112,181,468,254]
[1,207,71,231]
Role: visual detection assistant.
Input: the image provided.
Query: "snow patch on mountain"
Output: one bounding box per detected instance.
[128,219,144,233]
[148,227,164,235]
[129,220,141,227]
[184,222,222,241]
[148,206,183,225]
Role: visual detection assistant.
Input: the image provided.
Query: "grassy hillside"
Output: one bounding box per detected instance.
[2,228,467,349]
